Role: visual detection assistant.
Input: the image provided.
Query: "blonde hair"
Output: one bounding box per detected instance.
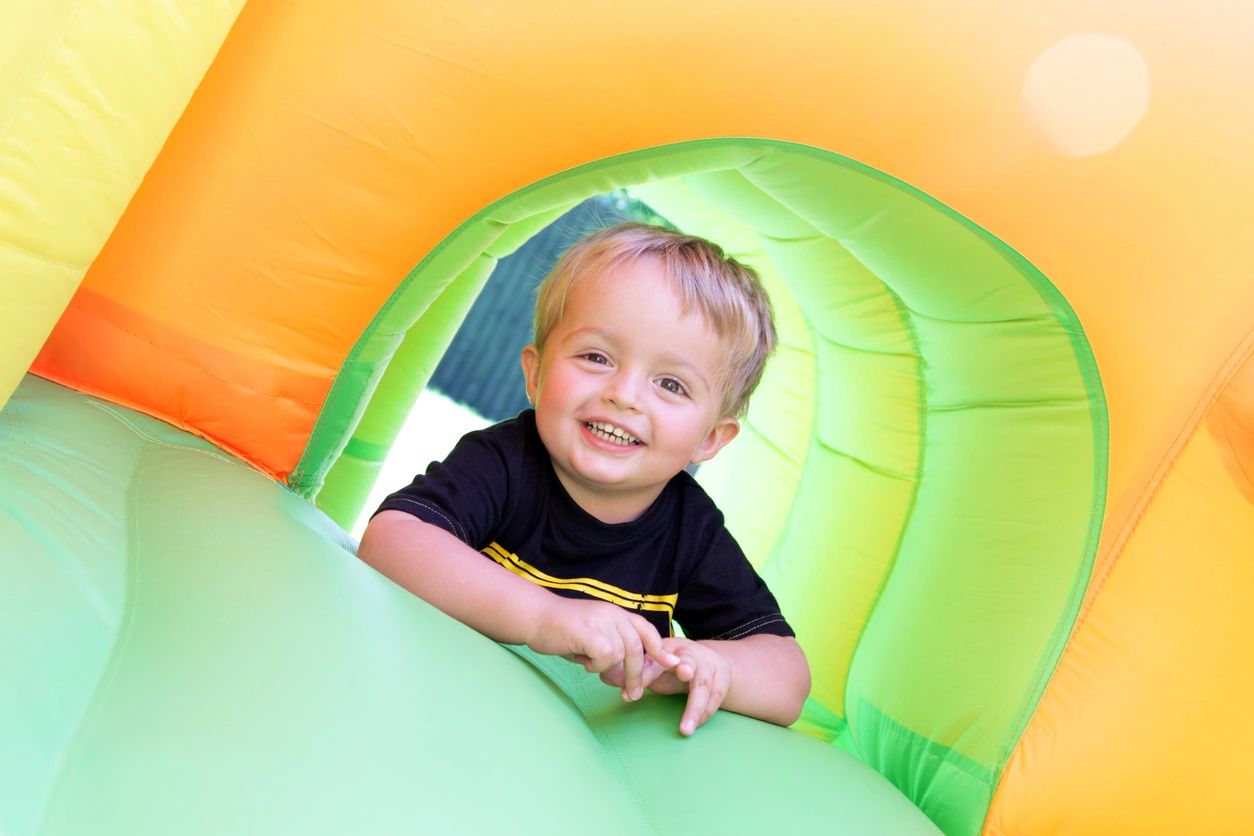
[533,222,776,419]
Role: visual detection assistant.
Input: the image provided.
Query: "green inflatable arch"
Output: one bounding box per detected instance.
[299,139,1107,832]
[2,140,1106,834]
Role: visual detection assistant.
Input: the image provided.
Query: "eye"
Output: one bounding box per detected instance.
[579,352,609,365]
[657,377,688,397]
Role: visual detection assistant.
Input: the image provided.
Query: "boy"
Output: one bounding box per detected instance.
[358,223,810,736]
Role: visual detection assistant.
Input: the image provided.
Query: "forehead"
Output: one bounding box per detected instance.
[555,262,729,368]
[558,258,706,331]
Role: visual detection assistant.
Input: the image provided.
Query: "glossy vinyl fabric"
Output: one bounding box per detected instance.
[3,2,1253,833]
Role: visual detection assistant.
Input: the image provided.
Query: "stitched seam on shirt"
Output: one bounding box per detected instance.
[723,617,786,639]
[712,613,785,640]
[386,496,467,542]
[711,613,775,639]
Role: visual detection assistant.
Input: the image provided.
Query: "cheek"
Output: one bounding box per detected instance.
[534,366,583,411]
[557,365,599,395]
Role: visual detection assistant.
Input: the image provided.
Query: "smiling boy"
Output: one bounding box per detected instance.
[358,223,810,736]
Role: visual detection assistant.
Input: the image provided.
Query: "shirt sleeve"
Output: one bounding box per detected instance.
[674,526,796,642]
[373,424,510,548]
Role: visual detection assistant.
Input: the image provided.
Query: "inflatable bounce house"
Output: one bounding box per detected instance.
[3,2,1252,833]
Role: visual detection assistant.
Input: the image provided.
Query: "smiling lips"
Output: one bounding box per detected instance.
[583,420,642,447]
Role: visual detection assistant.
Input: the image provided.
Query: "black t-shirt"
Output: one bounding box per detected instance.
[375,410,793,641]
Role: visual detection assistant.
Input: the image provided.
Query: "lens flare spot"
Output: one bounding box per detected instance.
[1022,33,1150,157]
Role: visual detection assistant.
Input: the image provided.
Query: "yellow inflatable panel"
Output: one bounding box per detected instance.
[0,0,244,413]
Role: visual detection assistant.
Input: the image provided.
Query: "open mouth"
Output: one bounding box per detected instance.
[584,421,642,446]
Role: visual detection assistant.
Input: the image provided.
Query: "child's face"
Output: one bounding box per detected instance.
[521,257,739,523]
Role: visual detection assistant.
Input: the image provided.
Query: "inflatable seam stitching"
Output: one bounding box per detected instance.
[30,444,149,834]
[837,280,927,739]
[568,673,666,835]
[0,237,83,270]
[288,226,515,492]
[0,384,24,479]
[60,298,325,406]
[84,399,242,469]
[981,254,1112,836]
[1075,324,1254,626]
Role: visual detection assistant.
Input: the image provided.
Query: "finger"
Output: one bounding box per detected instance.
[644,669,684,695]
[681,678,711,736]
[602,634,626,673]
[577,643,604,673]
[587,632,623,673]
[619,625,645,701]
[640,628,681,670]
[580,634,612,669]
[703,682,728,725]
[599,662,625,688]
[639,657,666,688]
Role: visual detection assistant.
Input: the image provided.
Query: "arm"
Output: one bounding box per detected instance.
[359,510,553,644]
[358,510,679,696]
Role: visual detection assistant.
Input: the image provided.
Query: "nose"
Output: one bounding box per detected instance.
[604,369,643,412]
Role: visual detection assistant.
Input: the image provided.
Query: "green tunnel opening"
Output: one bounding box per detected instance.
[298,138,1107,835]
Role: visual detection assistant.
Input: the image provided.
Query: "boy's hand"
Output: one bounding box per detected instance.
[525,598,680,701]
[600,637,732,736]
[650,638,732,736]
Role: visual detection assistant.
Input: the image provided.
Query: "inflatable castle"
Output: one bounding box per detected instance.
[3,2,1251,833]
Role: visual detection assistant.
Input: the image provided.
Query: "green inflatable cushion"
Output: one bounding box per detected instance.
[0,375,938,835]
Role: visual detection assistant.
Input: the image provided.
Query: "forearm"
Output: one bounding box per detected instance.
[357,510,554,645]
[700,633,810,726]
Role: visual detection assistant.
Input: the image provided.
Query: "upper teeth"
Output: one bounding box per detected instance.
[586,421,641,446]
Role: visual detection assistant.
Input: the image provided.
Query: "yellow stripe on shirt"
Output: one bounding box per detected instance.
[481,541,677,617]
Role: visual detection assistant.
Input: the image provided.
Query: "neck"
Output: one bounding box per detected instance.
[551,469,663,524]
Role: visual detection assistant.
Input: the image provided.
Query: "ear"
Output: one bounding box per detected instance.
[690,417,740,465]
[520,344,541,405]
